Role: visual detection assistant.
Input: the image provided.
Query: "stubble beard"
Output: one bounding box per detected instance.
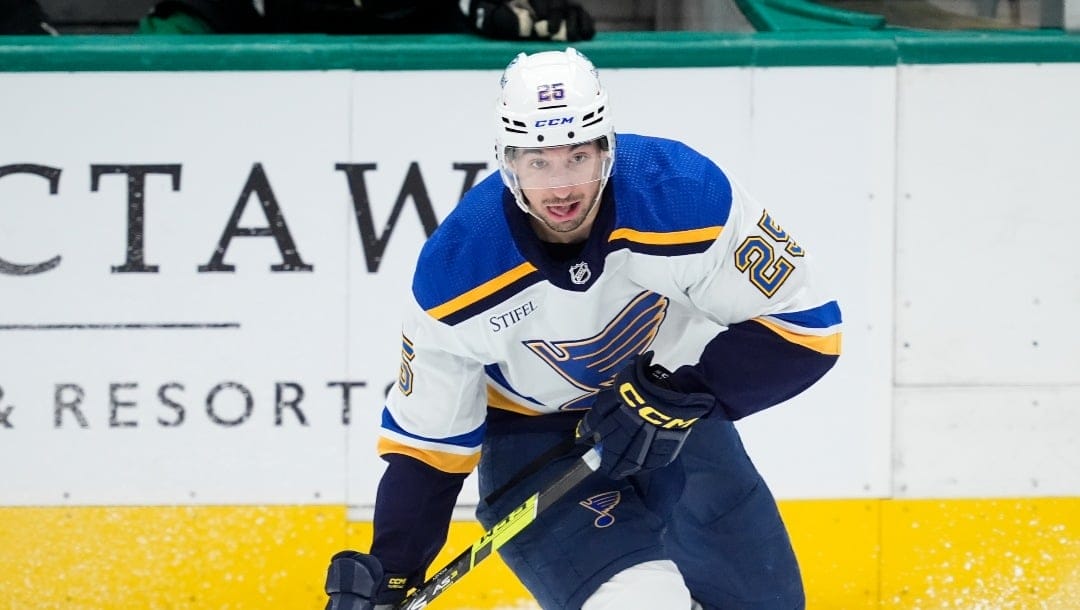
[534,191,599,235]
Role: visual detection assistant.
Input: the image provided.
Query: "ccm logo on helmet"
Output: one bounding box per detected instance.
[618,382,699,429]
[535,117,574,127]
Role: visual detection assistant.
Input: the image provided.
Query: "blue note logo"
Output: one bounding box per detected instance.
[579,491,621,528]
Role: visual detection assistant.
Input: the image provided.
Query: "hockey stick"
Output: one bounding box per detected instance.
[395,446,602,610]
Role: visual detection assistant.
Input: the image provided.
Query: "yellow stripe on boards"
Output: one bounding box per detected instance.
[0,505,345,610]
[780,499,882,608]
[880,497,1080,608]
[1,498,1078,609]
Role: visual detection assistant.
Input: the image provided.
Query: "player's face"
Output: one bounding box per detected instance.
[511,141,607,242]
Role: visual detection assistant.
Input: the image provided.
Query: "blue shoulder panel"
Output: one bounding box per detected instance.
[412,172,542,325]
[608,134,734,256]
[770,302,843,329]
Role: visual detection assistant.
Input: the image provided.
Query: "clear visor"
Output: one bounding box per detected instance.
[502,137,612,191]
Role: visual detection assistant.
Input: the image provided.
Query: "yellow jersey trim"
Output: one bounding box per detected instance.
[608,226,723,245]
[487,386,545,416]
[377,437,480,474]
[425,262,538,321]
[752,317,842,356]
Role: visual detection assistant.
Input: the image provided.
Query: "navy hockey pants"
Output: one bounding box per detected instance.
[476,415,805,610]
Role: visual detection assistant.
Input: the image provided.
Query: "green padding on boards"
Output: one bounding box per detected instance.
[0,30,1078,71]
[895,30,1080,63]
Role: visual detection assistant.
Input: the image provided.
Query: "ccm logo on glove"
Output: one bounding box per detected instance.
[576,351,714,479]
[618,382,701,430]
[386,576,408,590]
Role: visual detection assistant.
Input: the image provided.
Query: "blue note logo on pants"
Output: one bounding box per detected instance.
[579,490,621,528]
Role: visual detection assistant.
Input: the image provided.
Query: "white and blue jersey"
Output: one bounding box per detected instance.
[369,133,842,581]
[378,133,841,473]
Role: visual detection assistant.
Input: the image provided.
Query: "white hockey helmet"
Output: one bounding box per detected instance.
[495,48,615,213]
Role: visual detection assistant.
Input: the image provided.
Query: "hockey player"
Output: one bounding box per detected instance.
[324,48,842,609]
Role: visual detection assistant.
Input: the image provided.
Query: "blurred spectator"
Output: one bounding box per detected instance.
[465,0,596,41]
[0,0,57,34]
[139,0,595,41]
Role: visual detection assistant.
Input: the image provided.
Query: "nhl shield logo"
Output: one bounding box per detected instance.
[569,261,591,285]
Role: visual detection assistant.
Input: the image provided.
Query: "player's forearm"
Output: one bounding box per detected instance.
[669,315,840,420]
[370,453,468,578]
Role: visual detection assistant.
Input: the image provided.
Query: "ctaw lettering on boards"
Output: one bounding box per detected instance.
[0,160,488,276]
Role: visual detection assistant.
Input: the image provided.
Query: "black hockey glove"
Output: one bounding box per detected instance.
[576,352,715,480]
[324,550,419,610]
[466,0,595,42]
